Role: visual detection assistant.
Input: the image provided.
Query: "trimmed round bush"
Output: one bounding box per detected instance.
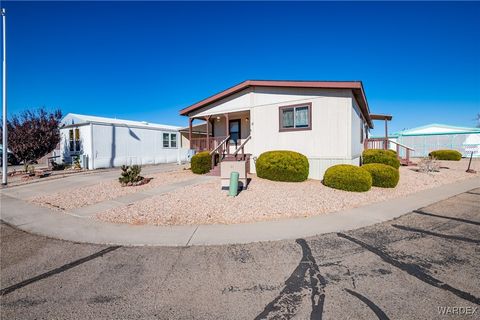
[429,149,462,161]
[387,149,397,156]
[323,164,372,192]
[256,150,309,182]
[362,163,400,188]
[362,149,400,169]
[191,151,211,174]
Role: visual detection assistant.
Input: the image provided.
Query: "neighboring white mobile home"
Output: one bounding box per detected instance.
[60,113,188,169]
[179,80,375,179]
[392,124,480,158]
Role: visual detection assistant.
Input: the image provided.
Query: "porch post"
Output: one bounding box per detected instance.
[384,119,388,150]
[188,117,193,149]
[225,113,229,154]
[205,116,211,150]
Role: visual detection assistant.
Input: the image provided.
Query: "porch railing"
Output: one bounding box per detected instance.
[190,136,229,152]
[364,138,415,165]
[233,135,252,160]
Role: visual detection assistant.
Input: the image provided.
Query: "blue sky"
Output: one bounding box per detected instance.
[1,1,479,136]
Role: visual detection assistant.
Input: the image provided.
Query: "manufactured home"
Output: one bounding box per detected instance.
[179,80,406,179]
[59,113,189,169]
[391,124,480,158]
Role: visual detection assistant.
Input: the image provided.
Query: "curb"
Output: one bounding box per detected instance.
[1,177,479,247]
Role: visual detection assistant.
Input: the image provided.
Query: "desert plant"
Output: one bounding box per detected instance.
[428,149,462,161]
[191,151,212,174]
[362,149,400,169]
[362,163,400,188]
[255,150,309,182]
[119,165,144,186]
[417,157,440,173]
[323,164,372,192]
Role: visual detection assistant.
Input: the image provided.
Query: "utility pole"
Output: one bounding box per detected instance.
[2,8,7,185]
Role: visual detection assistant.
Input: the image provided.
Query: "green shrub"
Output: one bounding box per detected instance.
[119,165,144,186]
[387,150,397,156]
[362,163,400,188]
[428,149,462,161]
[256,150,309,182]
[191,151,212,174]
[362,149,400,169]
[323,164,372,192]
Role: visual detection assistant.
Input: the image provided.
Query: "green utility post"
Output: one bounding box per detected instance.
[228,171,239,196]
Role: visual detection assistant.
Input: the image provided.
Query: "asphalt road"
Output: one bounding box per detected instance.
[1,189,479,319]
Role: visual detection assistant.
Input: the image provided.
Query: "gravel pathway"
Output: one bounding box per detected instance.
[96,159,479,226]
[30,170,194,211]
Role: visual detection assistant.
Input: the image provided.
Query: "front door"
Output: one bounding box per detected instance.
[229,120,241,148]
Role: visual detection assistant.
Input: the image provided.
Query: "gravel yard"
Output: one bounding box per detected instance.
[30,170,195,211]
[96,159,479,226]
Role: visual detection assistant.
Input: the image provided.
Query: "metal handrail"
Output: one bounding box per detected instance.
[233,135,251,156]
[365,138,415,152]
[209,135,230,155]
[388,139,414,151]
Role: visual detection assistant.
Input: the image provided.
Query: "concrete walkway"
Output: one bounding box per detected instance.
[69,176,215,217]
[1,177,479,246]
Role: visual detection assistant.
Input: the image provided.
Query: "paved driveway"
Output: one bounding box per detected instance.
[1,189,479,319]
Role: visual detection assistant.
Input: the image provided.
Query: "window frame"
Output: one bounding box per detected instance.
[163,132,178,149]
[69,129,75,152]
[74,128,81,151]
[170,133,177,148]
[69,128,81,153]
[360,123,364,144]
[279,103,312,132]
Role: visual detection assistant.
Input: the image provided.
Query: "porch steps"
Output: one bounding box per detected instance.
[207,154,251,176]
[400,158,415,166]
[207,165,221,176]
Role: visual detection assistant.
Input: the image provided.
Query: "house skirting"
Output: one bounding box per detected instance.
[248,156,361,181]
[308,157,360,180]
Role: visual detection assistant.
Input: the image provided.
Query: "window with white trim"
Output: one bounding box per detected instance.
[163,133,178,148]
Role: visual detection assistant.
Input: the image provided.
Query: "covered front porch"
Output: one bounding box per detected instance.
[187,110,251,154]
[364,114,414,165]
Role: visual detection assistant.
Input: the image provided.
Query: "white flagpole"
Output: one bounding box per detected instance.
[2,8,7,185]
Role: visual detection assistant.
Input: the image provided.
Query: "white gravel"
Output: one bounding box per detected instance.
[30,170,195,211]
[96,159,480,226]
